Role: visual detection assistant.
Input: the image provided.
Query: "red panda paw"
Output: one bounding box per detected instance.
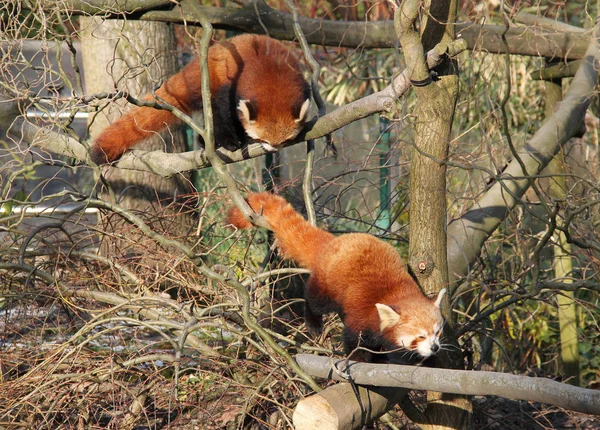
[304,306,323,336]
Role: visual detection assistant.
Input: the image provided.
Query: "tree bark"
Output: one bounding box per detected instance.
[399,0,471,428]
[294,354,600,415]
[80,17,194,263]
[81,16,190,208]
[292,382,408,430]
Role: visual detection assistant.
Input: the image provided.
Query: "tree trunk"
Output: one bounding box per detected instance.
[81,17,190,208]
[544,76,580,386]
[80,17,194,276]
[402,0,472,427]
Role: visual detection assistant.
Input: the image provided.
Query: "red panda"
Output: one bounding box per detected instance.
[227,192,446,363]
[90,34,311,164]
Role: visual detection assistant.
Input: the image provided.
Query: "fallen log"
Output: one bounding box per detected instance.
[294,354,600,424]
[293,382,407,430]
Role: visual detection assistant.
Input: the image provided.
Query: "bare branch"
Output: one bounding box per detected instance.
[447,23,600,283]
[282,0,323,225]
[1,38,466,176]
[33,0,173,14]
[136,1,590,59]
[294,354,600,415]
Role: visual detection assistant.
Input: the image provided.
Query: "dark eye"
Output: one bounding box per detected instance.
[417,335,426,341]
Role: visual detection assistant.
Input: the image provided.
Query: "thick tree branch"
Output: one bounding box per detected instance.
[531,60,582,81]
[0,39,466,175]
[446,24,600,284]
[32,0,173,14]
[0,96,91,162]
[395,0,430,85]
[294,354,600,416]
[23,1,590,59]
[513,11,586,34]
[137,1,588,59]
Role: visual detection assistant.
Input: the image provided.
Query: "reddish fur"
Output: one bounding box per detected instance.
[227,193,334,269]
[91,34,309,163]
[228,193,443,358]
[318,234,437,335]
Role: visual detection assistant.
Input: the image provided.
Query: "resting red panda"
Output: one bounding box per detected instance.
[90,34,311,164]
[227,192,446,362]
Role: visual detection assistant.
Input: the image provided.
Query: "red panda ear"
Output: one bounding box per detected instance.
[375,303,400,332]
[238,99,258,124]
[434,288,447,308]
[294,99,310,123]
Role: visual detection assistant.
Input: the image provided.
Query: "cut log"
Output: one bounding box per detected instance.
[294,354,600,416]
[292,382,407,430]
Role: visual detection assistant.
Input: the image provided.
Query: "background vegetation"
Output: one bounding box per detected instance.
[0,0,598,428]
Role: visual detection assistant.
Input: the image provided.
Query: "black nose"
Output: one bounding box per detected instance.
[431,343,440,353]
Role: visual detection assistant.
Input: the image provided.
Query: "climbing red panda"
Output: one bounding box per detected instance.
[90,34,311,164]
[227,192,446,363]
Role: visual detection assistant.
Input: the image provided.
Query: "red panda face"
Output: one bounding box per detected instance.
[237,98,310,151]
[376,288,446,358]
[396,318,444,357]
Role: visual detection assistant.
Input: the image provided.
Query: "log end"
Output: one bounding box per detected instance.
[293,394,338,430]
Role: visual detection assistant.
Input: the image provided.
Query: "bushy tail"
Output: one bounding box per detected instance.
[91,62,202,164]
[227,193,334,270]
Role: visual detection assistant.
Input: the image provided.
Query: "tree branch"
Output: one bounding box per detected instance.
[294,354,600,416]
[34,0,173,14]
[446,23,600,283]
[0,39,466,176]
[135,0,589,59]
[22,1,590,58]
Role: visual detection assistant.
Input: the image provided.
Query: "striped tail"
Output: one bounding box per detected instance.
[90,61,202,164]
[227,193,334,270]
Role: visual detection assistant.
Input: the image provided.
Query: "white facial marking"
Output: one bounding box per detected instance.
[295,99,310,123]
[244,124,261,141]
[397,326,443,358]
[261,142,278,152]
[237,100,255,124]
[417,336,435,357]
